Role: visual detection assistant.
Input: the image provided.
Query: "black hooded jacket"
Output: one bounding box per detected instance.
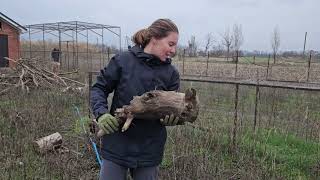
[90,45,180,168]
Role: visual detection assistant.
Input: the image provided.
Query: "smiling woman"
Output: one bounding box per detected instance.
[144,32,179,61]
[90,18,181,180]
[132,19,179,61]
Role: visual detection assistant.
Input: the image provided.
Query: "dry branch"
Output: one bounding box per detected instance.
[0,58,85,94]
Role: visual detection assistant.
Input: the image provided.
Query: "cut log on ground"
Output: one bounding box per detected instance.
[34,132,62,153]
[97,88,199,137]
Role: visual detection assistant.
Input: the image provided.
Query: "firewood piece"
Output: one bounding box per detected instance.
[34,132,62,153]
[58,70,79,76]
[31,73,39,87]
[0,79,31,96]
[97,88,199,136]
[60,76,86,86]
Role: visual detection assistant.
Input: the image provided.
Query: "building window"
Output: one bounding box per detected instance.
[0,22,2,31]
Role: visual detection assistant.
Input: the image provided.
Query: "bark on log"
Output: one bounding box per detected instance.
[98,88,199,137]
[34,132,62,153]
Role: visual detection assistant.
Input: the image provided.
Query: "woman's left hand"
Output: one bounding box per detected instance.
[160,114,181,126]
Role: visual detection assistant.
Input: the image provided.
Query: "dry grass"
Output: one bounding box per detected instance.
[0,89,99,179]
[159,82,320,179]
[173,57,320,83]
[1,76,319,179]
[1,52,320,179]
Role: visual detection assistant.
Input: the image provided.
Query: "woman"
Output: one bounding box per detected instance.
[90,18,181,180]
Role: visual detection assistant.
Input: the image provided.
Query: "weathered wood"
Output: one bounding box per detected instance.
[97,88,199,137]
[34,132,62,153]
[1,58,85,93]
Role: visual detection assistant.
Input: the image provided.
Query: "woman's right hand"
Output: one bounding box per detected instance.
[97,114,119,136]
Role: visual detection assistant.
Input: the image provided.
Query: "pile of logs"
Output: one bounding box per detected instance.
[0,58,85,95]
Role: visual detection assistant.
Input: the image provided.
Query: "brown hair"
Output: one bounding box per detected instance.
[132,19,179,48]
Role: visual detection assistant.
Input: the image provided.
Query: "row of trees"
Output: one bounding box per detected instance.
[183,24,281,62]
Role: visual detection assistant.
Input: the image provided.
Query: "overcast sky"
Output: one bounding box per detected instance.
[1,0,319,52]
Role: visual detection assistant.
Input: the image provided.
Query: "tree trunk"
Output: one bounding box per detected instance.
[227,47,230,61]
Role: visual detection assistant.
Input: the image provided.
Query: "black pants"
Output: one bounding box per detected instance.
[99,159,158,180]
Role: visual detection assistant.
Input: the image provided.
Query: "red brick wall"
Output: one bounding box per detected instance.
[0,20,20,67]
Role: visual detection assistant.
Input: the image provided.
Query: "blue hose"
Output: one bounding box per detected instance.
[73,105,102,166]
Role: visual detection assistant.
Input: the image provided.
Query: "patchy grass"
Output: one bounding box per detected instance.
[1,80,320,179]
[0,89,99,179]
[161,126,320,179]
[241,129,320,179]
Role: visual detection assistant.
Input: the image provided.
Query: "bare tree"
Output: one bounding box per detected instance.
[221,28,233,61]
[204,33,214,55]
[271,26,280,63]
[211,43,224,57]
[188,35,197,57]
[232,24,244,61]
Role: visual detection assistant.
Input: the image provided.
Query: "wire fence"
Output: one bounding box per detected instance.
[173,51,320,83]
[87,70,320,178]
[88,70,320,148]
[20,48,116,72]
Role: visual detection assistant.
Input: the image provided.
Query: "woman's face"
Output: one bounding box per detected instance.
[149,32,179,62]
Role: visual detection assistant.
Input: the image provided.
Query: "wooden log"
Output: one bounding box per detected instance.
[97,88,199,137]
[34,132,62,153]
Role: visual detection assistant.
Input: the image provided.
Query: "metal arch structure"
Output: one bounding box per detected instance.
[22,21,121,71]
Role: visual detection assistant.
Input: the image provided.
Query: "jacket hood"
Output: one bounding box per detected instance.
[129,45,172,66]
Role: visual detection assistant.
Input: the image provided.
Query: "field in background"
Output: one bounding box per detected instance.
[1,45,320,179]
[172,56,320,83]
[161,81,320,179]
[20,40,320,78]
[1,81,319,179]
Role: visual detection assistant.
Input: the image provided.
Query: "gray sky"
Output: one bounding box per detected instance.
[1,0,319,52]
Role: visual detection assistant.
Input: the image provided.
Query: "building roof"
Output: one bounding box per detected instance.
[0,12,27,32]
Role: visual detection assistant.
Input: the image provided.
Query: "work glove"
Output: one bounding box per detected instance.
[160,114,183,126]
[97,114,119,135]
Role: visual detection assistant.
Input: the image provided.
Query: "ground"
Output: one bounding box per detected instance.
[1,56,320,179]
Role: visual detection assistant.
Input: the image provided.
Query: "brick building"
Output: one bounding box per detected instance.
[0,12,26,67]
